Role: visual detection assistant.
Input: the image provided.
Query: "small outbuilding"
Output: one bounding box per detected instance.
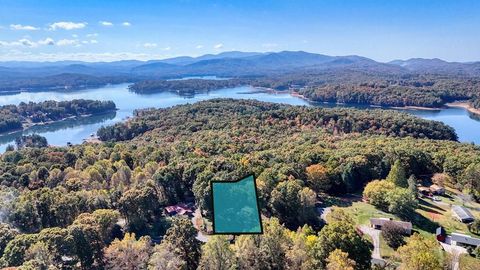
[436,227,446,242]
[452,205,475,223]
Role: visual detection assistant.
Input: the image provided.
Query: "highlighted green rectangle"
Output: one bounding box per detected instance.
[211,175,263,234]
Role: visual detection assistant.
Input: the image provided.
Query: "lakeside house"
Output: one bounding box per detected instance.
[370,218,412,235]
[164,203,194,217]
[451,205,475,223]
[417,184,445,196]
[429,184,445,195]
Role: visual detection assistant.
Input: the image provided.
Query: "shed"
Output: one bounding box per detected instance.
[436,227,446,242]
[451,205,475,223]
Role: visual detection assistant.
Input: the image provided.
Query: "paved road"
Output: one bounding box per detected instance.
[317,206,331,223]
[359,225,382,260]
[191,209,209,243]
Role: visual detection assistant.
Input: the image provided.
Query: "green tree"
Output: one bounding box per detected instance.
[381,221,406,249]
[386,188,418,219]
[469,219,480,235]
[104,233,152,270]
[148,242,186,270]
[118,184,162,234]
[163,217,201,270]
[407,175,418,198]
[396,234,443,270]
[258,218,289,270]
[0,234,38,267]
[387,160,407,188]
[363,180,395,210]
[198,235,235,270]
[0,223,18,257]
[270,179,317,228]
[312,220,372,270]
[233,235,261,270]
[306,164,332,193]
[326,249,356,270]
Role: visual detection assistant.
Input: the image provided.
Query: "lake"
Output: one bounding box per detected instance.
[0,83,479,152]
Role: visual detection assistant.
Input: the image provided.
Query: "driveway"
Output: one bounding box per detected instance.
[191,208,209,243]
[317,206,331,223]
[440,236,467,270]
[359,225,382,260]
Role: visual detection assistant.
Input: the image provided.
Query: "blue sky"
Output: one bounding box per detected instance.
[0,0,479,62]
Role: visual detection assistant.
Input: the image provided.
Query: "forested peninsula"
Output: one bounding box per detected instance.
[0,99,116,134]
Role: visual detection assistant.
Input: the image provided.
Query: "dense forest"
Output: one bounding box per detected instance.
[0,99,479,269]
[470,98,480,109]
[248,71,480,108]
[0,99,116,133]
[127,70,480,108]
[98,98,457,142]
[0,73,132,93]
[128,79,245,95]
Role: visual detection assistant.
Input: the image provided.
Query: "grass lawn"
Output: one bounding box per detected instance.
[459,254,480,270]
[334,201,395,225]
[379,234,396,259]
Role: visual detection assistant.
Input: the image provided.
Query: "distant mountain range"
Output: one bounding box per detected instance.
[0,51,479,79]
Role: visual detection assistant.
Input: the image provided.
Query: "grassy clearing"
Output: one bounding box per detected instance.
[459,254,480,270]
[335,201,394,225]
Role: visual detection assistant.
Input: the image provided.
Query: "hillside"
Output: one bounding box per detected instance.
[0,99,480,269]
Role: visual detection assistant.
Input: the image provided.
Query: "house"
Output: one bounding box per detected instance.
[436,227,446,242]
[451,232,480,247]
[418,186,431,196]
[451,205,475,223]
[370,218,412,235]
[165,203,194,217]
[429,184,445,195]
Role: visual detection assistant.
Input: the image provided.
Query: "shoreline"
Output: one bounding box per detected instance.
[0,109,117,136]
[446,102,480,116]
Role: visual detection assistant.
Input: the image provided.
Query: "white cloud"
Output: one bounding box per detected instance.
[90,39,98,44]
[195,45,204,49]
[143,42,157,48]
[72,34,78,38]
[10,24,39,30]
[162,47,171,51]
[38,38,55,46]
[214,43,224,49]
[99,21,114,27]
[0,38,56,47]
[57,39,79,46]
[49,21,87,30]
[122,22,131,26]
[86,33,98,38]
[0,51,170,62]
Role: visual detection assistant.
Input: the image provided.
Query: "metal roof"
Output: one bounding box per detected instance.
[451,232,480,246]
[452,205,474,220]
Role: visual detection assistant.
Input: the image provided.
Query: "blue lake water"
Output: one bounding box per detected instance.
[0,83,478,152]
